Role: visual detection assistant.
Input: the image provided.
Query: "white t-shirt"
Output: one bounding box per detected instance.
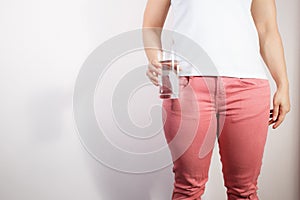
[169,0,269,79]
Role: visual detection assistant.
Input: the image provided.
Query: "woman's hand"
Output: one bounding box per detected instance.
[146,59,181,86]
[146,59,162,86]
[269,86,291,129]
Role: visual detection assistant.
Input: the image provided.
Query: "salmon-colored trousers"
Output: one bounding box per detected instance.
[162,76,270,200]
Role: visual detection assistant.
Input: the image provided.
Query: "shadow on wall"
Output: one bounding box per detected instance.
[27,86,174,199]
[82,154,174,200]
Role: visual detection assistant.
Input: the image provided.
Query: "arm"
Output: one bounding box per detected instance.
[251,0,291,129]
[142,0,171,86]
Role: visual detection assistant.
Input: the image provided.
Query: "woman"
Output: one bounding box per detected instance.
[143,0,290,199]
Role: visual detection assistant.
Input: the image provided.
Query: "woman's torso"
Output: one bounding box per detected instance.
[169,0,268,79]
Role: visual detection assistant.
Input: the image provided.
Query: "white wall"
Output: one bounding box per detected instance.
[0,0,298,199]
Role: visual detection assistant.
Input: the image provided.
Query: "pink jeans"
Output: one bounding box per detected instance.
[162,76,270,200]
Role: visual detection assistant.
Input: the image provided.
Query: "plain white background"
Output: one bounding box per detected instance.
[0,0,299,199]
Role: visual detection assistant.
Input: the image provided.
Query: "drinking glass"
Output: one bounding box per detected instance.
[157,50,180,99]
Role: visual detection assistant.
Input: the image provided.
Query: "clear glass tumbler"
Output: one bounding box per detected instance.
[157,50,180,99]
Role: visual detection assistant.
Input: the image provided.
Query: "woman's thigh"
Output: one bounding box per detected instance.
[162,76,218,161]
[217,77,271,198]
[161,76,219,198]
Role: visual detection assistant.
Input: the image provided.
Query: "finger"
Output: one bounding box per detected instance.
[269,109,273,118]
[147,66,159,79]
[273,113,286,129]
[149,63,162,75]
[147,69,160,83]
[269,118,278,125]
[146,69,157,80]
[272,104,289,129]
[151,77,159,86]
[273,118,283,129]
[272,104,279,121]
[146,70,159,86]
[269,108,279,125]
[273,106,288,129]
[151,60,162,70]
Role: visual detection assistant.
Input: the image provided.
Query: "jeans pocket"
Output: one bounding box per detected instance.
[179,76,190,90]
[238,78,260,87]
